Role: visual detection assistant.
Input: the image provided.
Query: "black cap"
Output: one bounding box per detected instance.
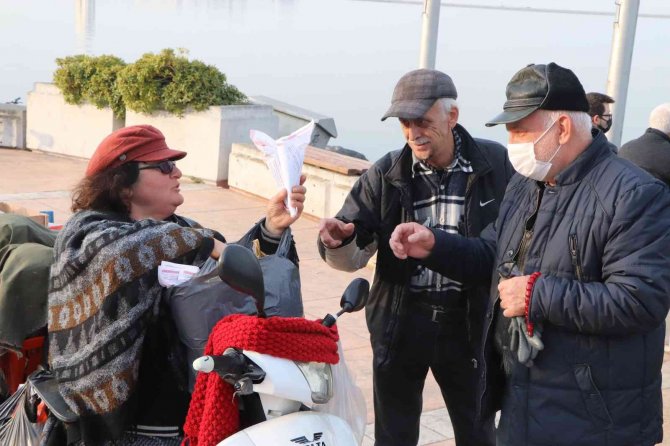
[381,69,457,121]
[486,63,589,127]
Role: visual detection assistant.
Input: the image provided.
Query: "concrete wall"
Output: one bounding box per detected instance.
[250,96,337,148]
[228,143,360,219]
[26,83,124,158]
[0,104,26,149]
[24,84,278,185]
[126,105,277,184]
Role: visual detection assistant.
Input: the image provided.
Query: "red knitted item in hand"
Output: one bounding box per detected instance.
[182,314,340,446]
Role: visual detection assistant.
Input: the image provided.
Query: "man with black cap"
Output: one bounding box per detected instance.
[388,63,670,446]
[317,69,513,445]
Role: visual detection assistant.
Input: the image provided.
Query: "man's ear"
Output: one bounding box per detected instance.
[558,114,572,145]
[591,114,599,126]
[449,105,459,128]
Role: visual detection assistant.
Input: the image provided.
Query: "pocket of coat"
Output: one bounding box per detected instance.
[568,233,584,282]
[573,364,613,430]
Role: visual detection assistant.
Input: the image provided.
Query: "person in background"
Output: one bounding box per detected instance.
[586,92,618,153]
[317,69,513,446]
[47,125,306,445]
[619,102,670,185]
[389,63,670,446]
[586,92,615,134]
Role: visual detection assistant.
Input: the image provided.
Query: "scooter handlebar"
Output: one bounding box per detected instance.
[193,356,216,373]
[322,314,338,327]
[192,348,247,375]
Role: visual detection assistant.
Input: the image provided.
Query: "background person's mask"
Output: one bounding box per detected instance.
[507,120,562,181]
[597,116,612,134]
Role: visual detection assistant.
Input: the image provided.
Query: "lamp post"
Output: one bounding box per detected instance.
[419,0,441,69]
[606,0,640,146]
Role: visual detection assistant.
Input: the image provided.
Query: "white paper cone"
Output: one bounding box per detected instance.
[250,121,314,217]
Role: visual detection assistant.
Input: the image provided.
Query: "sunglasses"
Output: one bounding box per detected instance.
[138,160,177,175]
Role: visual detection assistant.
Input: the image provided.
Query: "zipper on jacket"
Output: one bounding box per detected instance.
[516,230,533,272]
[511,186,543,269]
[569,233,584,282]
[480,185,542,416]
[462,172,479,236]
[381,206,413,367]
[461,172,483,356]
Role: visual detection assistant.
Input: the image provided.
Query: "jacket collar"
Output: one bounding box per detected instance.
[456,124,493,177]
[646,127,670,144]
[554,130,612,186]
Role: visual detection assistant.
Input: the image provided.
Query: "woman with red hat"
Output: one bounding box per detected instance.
[45,125,306,445]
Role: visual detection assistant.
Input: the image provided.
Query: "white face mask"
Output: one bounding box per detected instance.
[507,119,562,181]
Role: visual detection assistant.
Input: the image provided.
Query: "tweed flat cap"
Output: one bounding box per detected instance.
[381,69,458,121]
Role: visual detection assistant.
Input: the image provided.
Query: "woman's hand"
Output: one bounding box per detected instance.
[210,239,227,260]
[265,174,307,236]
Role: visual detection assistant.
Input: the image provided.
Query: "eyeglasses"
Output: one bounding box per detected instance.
[599,114,612,120]
[138,160,177,175]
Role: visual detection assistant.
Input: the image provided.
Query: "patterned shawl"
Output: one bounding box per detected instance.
[47,210,216,444]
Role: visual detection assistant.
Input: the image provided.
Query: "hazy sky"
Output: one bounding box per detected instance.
[2,0,668,160]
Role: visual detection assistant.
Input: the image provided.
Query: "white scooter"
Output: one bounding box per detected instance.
[193,244,368,446]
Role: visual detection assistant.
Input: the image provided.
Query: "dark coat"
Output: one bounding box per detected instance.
[619,127,670,186]
[318,124,514,368]
[424,133,670,446]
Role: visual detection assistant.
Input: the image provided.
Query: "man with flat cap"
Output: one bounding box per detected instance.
[317,69,513,445]
[389,62,670,446]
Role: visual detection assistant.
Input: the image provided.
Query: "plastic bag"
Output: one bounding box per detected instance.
[0,384,40,445]
[250,121,314,217]
[313,341,367,445]
[165,222,303,388]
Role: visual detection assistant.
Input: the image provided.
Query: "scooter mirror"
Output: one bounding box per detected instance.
[339,278,369,313]
[218,244,266,317]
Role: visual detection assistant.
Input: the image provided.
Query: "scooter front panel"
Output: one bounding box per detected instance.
[243,350,314,407]
[218,411,357,446]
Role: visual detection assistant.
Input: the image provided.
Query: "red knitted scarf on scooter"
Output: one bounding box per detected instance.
[182,314,339,446]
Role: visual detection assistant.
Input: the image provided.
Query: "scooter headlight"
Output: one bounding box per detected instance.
[295,362,333,404]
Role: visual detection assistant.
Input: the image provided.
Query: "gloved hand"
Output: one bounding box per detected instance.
[508,316,544,367]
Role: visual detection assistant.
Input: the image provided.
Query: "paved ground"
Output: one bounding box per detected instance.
[1,147,669,445]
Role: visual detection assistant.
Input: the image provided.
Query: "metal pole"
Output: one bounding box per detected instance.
[605,0,639,146]
[74,0,96,54]
[419,0,441,68]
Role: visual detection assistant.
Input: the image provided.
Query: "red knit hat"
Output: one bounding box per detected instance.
[85,125,187,177]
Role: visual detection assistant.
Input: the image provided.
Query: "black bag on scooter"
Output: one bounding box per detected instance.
[165,222,303,388]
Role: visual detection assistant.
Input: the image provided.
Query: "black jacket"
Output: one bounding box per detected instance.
[619,127,670,186]
[425,133,670,446]
[318,124,513,368]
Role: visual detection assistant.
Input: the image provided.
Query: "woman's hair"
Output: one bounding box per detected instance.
[71,163,140,213]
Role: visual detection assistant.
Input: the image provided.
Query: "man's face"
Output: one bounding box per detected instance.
[399,100,457,166]
[593,103,612,133]
[506,111,561,163]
